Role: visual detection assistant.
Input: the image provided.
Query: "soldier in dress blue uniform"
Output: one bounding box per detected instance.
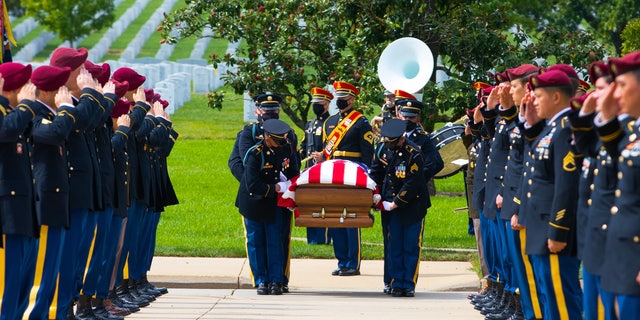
[520,70,583,320]
[370,119,427,297]
[0,62,39,320]
[594,51,640,319]
[25,65,87,320]
[300,87,333,245]
[236,119,299,295]
[323,81,374,277]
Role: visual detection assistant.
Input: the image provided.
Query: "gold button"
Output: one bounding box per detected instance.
[507,156,511,161]
[618,172,623,180]
[611,206,618,215]
[615,189,621,198]
[527,192,531,199]
[531,167,535,173]
[590,184,594,191]
[10,191,15,196]
[618,156,624,163]
[588,199,592,206]
[528,179,532,185]
[70,167,74,171]
[56,188,60,192]
[124,181,128,185]
[629,160,634,167]
[634,236,640,243]
[594,169,599,176]
[526,162,529,166]
[524,172,527,177]
[630,133,637,141]
[601,224,607,230]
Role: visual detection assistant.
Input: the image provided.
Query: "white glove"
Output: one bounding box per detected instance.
[382,201,393,211]
[276,180,291,192]
[279,172,288,182]
[372,194,381,205]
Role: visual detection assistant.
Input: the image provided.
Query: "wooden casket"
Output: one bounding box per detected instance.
[294,183,374,228]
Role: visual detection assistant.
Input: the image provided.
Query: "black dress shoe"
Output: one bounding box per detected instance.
[282,285,289,293]
[270,283,283,295]
[404,289,415,297]
[331,267,345,276]
[391,288,404,297]
[383,284,391,294]
[338,268,360,276]
[257,282,269,295]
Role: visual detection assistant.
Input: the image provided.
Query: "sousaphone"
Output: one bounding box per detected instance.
[377,37,434,101]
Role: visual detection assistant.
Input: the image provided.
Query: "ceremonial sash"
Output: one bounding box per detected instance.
[323,110,363,159]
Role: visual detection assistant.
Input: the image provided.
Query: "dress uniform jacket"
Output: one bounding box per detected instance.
[30,100,80,228]
[133,114,158,206]
[370,139,428,225]
[462,133,480,219]
[235,140,299,223]
[0,98,38,238]
[93,94,117,210]
[155,128,179,209]
[111,123,130,217]
[500,121,525,220]
[405,127,444,209]
[515,120,544,227]
[521,110,581,256]
[597,118,640,295]
[485,108,518,218]
[125,101,152,207]
[236,120,300,175]
[323,109,374,166]
[147,117,171,212]
[300,111,329,168]
[471,123,491,212]
[229,130,244,181]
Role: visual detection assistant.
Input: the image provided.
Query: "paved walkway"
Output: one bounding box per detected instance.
[125,257,485,319]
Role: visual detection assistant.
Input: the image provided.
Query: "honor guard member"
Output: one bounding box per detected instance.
[569,61,618,320]
[0,63,38,320]
[595,51,640,318]
[370,119,427,297]
[236,119,299,295]
[25,65,84,320]
[300,87,333,245]
[521,70,583,320]
[228,95,261,182]
[323,80,374,276]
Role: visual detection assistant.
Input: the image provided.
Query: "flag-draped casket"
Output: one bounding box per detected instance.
[279,160,376,228]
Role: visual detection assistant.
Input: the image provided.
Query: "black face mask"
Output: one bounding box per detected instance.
[336,99,350,109]
[312,103,325,117]
[260,112,279,121]
[405,120,417,131]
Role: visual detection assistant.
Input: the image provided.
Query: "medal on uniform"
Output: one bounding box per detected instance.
[16,142,22,154]
[283,158,290,170]
[396,163,406,178]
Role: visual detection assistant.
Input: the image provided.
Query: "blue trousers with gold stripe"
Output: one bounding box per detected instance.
[388,215,424,291]
[496,215,514,293]
[506,226,543,320]
[479,212,499,282]
[96,215,124,299]
[73,212,99,300]
[116,201,145,284]
[381,212,391,286]
[280,208,292,286]
[601,289,640,320]
[306,227,330,244]
[583,266,615,320]
[141,211,161,275]
[81,207,114,297]
[243,215,284,286]
[329,227,361,270]
[27,225,66,320]
[1,234,37,320]
[530,254,582,320]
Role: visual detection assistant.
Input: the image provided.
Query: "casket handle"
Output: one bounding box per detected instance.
[321,208,326,218]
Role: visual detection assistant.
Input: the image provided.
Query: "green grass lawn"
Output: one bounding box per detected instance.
[156,90,477,262]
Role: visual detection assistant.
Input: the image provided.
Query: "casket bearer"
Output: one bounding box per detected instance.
[370,119,428,297]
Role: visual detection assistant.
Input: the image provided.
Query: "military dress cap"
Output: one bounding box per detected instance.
[97,63,111,86]
[50,47,88,70]
[159,98,169,109]
[113,80,129,98]
[494,71,509,84]
[263,118,291,144]
[529,70,572,90]
[31,65,72,92]
[506,64,539,81]
[113,67,146,90]
[380,118,406,141]
[333,81,359,97]
[311,87,334,102]
[578,79,591,92]
[394,89,416,100]
[111,98,131,118]
[144,88,155,103]
[589,61,610,84]
[396,99,424,117]
[570,91,592,110]
[383,89,394,96]
[608,50,640,79]
[546,64,579,79]
[84,60,103,79]
[0,62,32,91]
[254,93,283,111]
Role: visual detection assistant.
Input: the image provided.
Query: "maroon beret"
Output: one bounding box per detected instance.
[159,98,169,109]
[153,93,161,103]
[589,61,610,84]
[113,67,146,90]
[546,64,579,79]
[609,51,640,79]
[31,66,71,92]
[507,64,539,81]
[50,47,88,70]
[144,88,155,103]
[111,98,131,118]
[494,71,509,85]
[0,62,32,91]
[529,70,572,90]
[570,91,592,110]
[84,60,103,79]
[113,80,129,98]
[97,64,111,86]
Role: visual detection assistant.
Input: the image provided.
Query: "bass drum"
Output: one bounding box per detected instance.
[430,123,467,179]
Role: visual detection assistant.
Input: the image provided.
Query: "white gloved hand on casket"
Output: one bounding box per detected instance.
[279,172,288,182]
[382,201,393,211]
[372,194,381,205]
[276,180,291,192]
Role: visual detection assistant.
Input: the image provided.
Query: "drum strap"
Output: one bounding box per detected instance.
[323,110,363,159]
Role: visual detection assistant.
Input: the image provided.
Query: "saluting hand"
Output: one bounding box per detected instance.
[580,92,597,114]
[498,86,514,109]
[596,83,619,122]
[524,95,541,126]
[133,87,146,104]
[486,87,500,110]
[0,73,4,93]
[117,114,131,128]
[153,101,164,116]
[77,69,94,90]
[473,103,483,123]
[18,83,36,102]
[103,81,116,95]
[55,86,73,107]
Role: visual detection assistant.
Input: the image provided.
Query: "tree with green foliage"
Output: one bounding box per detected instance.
[621,18,640,55]
[160,0,608,130]
[23,0,114,48]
